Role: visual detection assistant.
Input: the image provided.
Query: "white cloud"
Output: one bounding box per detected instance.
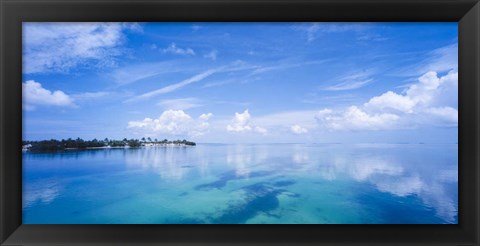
[364,91,415,113]
[291,125,308,134]
[316,108,333,117]
[426,107,458,125]
[157,98,204,110]
[318,69,458,131]
[227,109,253,133]
[226,109,267,135]
[23,80,74,110]
[199,113,213,121]
[204,50,218,61]
[125,69,218,103]
[316,106,400,131]
[127,110,212,137]
[162,43,195,56]
[23,22,137,74]
[365,70,458,125]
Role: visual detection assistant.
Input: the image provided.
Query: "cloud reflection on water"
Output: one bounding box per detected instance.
[23,179,61,208]
[74,144,456,223]
[318,149,457,223]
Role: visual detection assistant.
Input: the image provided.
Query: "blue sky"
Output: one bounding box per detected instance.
[22,22,458,143]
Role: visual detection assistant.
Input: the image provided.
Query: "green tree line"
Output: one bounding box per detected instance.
[22,138,195,151]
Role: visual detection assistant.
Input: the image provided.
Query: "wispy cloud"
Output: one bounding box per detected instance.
[295,23,371,42]
[424,43,458,73]
[125,69,218,103]
[110,61,181,85]
[23,22,138,74]
[323,70,375,91]
[356,34,388,42]
[388,43,458,77]
[157,98,204,110]
[301,94,358,105]
[72,91,110,100]
[204,50,218,61]
[250,60,328,76]
[323,79,373,91]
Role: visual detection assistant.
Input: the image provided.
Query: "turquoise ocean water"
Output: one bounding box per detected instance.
[22,143,458,224]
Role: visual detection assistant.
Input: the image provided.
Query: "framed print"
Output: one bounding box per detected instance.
[1,0,479,245]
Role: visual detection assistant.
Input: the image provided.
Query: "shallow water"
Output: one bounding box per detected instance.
[22,143,458,224]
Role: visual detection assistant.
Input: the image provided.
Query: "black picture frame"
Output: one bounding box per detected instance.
[1,0,479,245]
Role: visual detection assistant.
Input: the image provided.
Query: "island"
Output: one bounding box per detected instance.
[22,138,196,152]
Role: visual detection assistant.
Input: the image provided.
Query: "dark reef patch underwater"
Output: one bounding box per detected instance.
[178,180,300,224]
[194,170,273,190]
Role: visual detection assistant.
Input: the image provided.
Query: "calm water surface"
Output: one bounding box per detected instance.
[22,144,458,224]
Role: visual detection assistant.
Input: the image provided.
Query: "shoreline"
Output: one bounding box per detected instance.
[23,144,195,152]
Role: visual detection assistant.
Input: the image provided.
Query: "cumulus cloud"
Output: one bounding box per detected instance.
[364,91,416,113]
[23,22,137,74]
[317,69,458,131]
[162,43,195,56]
[291,125,308,134]
[227,110,253,133]
[23,80,74,110]
[316,106,400,131]
[199,113,213,121]
[426,107,458,126]
[365,70,458,125]
[226,109,267,135]
[127,110,212,137]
